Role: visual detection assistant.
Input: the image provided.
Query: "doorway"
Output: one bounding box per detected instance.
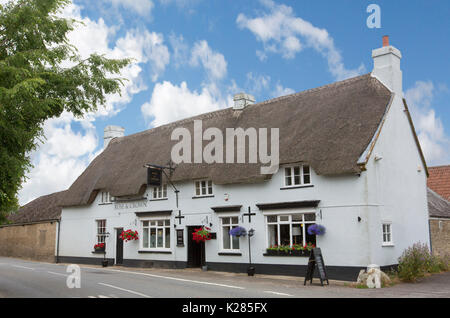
[115,228,124,265]
[187,226,205,268]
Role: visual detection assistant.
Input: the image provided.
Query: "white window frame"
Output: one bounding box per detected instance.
[194,179,213,197]
[382,222,394,246]
[100,191,113,204]
[152,184,168,200]
[264,211,316,247]
[96,219,107,244]
[219,215,241,252]
[283,165,312,187]
[140,216,171,251]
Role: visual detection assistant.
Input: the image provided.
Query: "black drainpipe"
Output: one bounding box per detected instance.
[56,219,61,263]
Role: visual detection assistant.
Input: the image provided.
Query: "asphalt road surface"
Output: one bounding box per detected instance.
[0,256,449,298]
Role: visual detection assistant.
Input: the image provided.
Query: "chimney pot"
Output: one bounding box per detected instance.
[372,36,402,94]
[233,93,255,110]
[104,125,125,148]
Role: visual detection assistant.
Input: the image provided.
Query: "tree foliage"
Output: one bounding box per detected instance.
[0,0,131,222]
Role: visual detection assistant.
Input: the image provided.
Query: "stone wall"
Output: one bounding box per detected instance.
[430,219,450,257]
[0,222,57,262]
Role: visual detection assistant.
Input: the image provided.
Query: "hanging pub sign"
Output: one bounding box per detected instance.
[147,167,162,186]
[304,247,329,286]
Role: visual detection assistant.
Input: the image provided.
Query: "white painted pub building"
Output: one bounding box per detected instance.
[57,38,430,281]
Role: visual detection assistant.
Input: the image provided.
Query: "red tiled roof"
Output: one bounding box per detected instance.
[427,165,450,201]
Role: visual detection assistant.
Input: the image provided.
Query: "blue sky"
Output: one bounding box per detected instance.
[12,0,450,204]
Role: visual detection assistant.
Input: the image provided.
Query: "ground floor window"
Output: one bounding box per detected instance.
[96,219,106,244]
[382,223,393,245]
[221,216,240,250]
[266,213,316,247]
[142,219,171,249]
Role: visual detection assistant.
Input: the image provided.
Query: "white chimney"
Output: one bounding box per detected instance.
[104,125,125,148]
[372,35,402,95]
[233,93,255,110]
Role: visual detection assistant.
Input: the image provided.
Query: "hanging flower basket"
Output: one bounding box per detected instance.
[120,229,139,242]
[307,224,326,236]
[94,243,105,252]
[192,227,212,243]
[229,226,247,237]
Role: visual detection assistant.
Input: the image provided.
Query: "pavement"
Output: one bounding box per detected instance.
[0,256,449,298]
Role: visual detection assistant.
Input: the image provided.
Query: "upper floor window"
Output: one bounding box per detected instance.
[194,180,213,197]
[100,191,113,204]
[284,165,311,187]
[152,184,167,200]
[96,219,107,244]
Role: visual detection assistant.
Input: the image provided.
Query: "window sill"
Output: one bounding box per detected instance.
[138,250,172,254]
[263,253,310,257]
[382,243,394,247]
[192,195,214,199]
[98,203,113,206]
[218,252,242,256]
[280,185,314,190]
[149,198,168,201]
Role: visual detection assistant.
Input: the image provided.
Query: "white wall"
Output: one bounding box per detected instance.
[362,92,429,266]
[60,163,390,268]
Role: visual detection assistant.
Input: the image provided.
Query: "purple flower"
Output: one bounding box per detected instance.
[229,226,247,237]
[307,224,326,236]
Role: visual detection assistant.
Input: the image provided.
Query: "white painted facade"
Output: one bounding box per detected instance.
[58,40,430,279]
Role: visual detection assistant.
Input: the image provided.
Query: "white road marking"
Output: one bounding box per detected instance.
[11,265,34,270]
[88,296,96,298]
[90,268,245,290]
[97,295,110,298]
[98,282,152,298]
[264,291,293,297]
[47,271,68,277]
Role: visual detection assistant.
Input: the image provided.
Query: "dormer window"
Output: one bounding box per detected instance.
[284,165,311,187]
[194,180,213,197]
[152,184,168,200]
[100,191,113,204]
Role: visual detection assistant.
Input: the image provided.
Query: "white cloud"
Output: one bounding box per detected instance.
[190,40,227,81]
[104,0,154,16]
[236,0,365,80]
[141,81,232,128]
[19,112,99,205]
[405,81,450,165]
[272,83,295,98]
[246,72,271,94]
[18,2,171,205]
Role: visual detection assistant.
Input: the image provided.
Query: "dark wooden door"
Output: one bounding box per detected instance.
[187,226,205,268]
[116,228,124,265]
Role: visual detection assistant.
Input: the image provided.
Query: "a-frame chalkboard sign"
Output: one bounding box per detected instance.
[304,247,329,286]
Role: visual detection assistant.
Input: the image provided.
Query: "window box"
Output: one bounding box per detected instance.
[265,246,312,257]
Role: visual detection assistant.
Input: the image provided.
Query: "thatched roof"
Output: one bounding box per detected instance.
[428,188,450,219]
[7,190,67,224]
[61,73,392,207]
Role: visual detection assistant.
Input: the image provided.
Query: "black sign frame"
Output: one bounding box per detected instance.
[147,167,162,186]
[304,247,329,286]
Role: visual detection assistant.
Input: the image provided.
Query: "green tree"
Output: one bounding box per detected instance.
[0,0,131,222]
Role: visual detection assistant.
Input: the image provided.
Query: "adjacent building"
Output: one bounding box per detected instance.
[0,191,66,263]
[427,165,450,256]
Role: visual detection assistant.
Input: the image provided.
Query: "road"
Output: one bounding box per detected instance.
[0,256,449,298]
